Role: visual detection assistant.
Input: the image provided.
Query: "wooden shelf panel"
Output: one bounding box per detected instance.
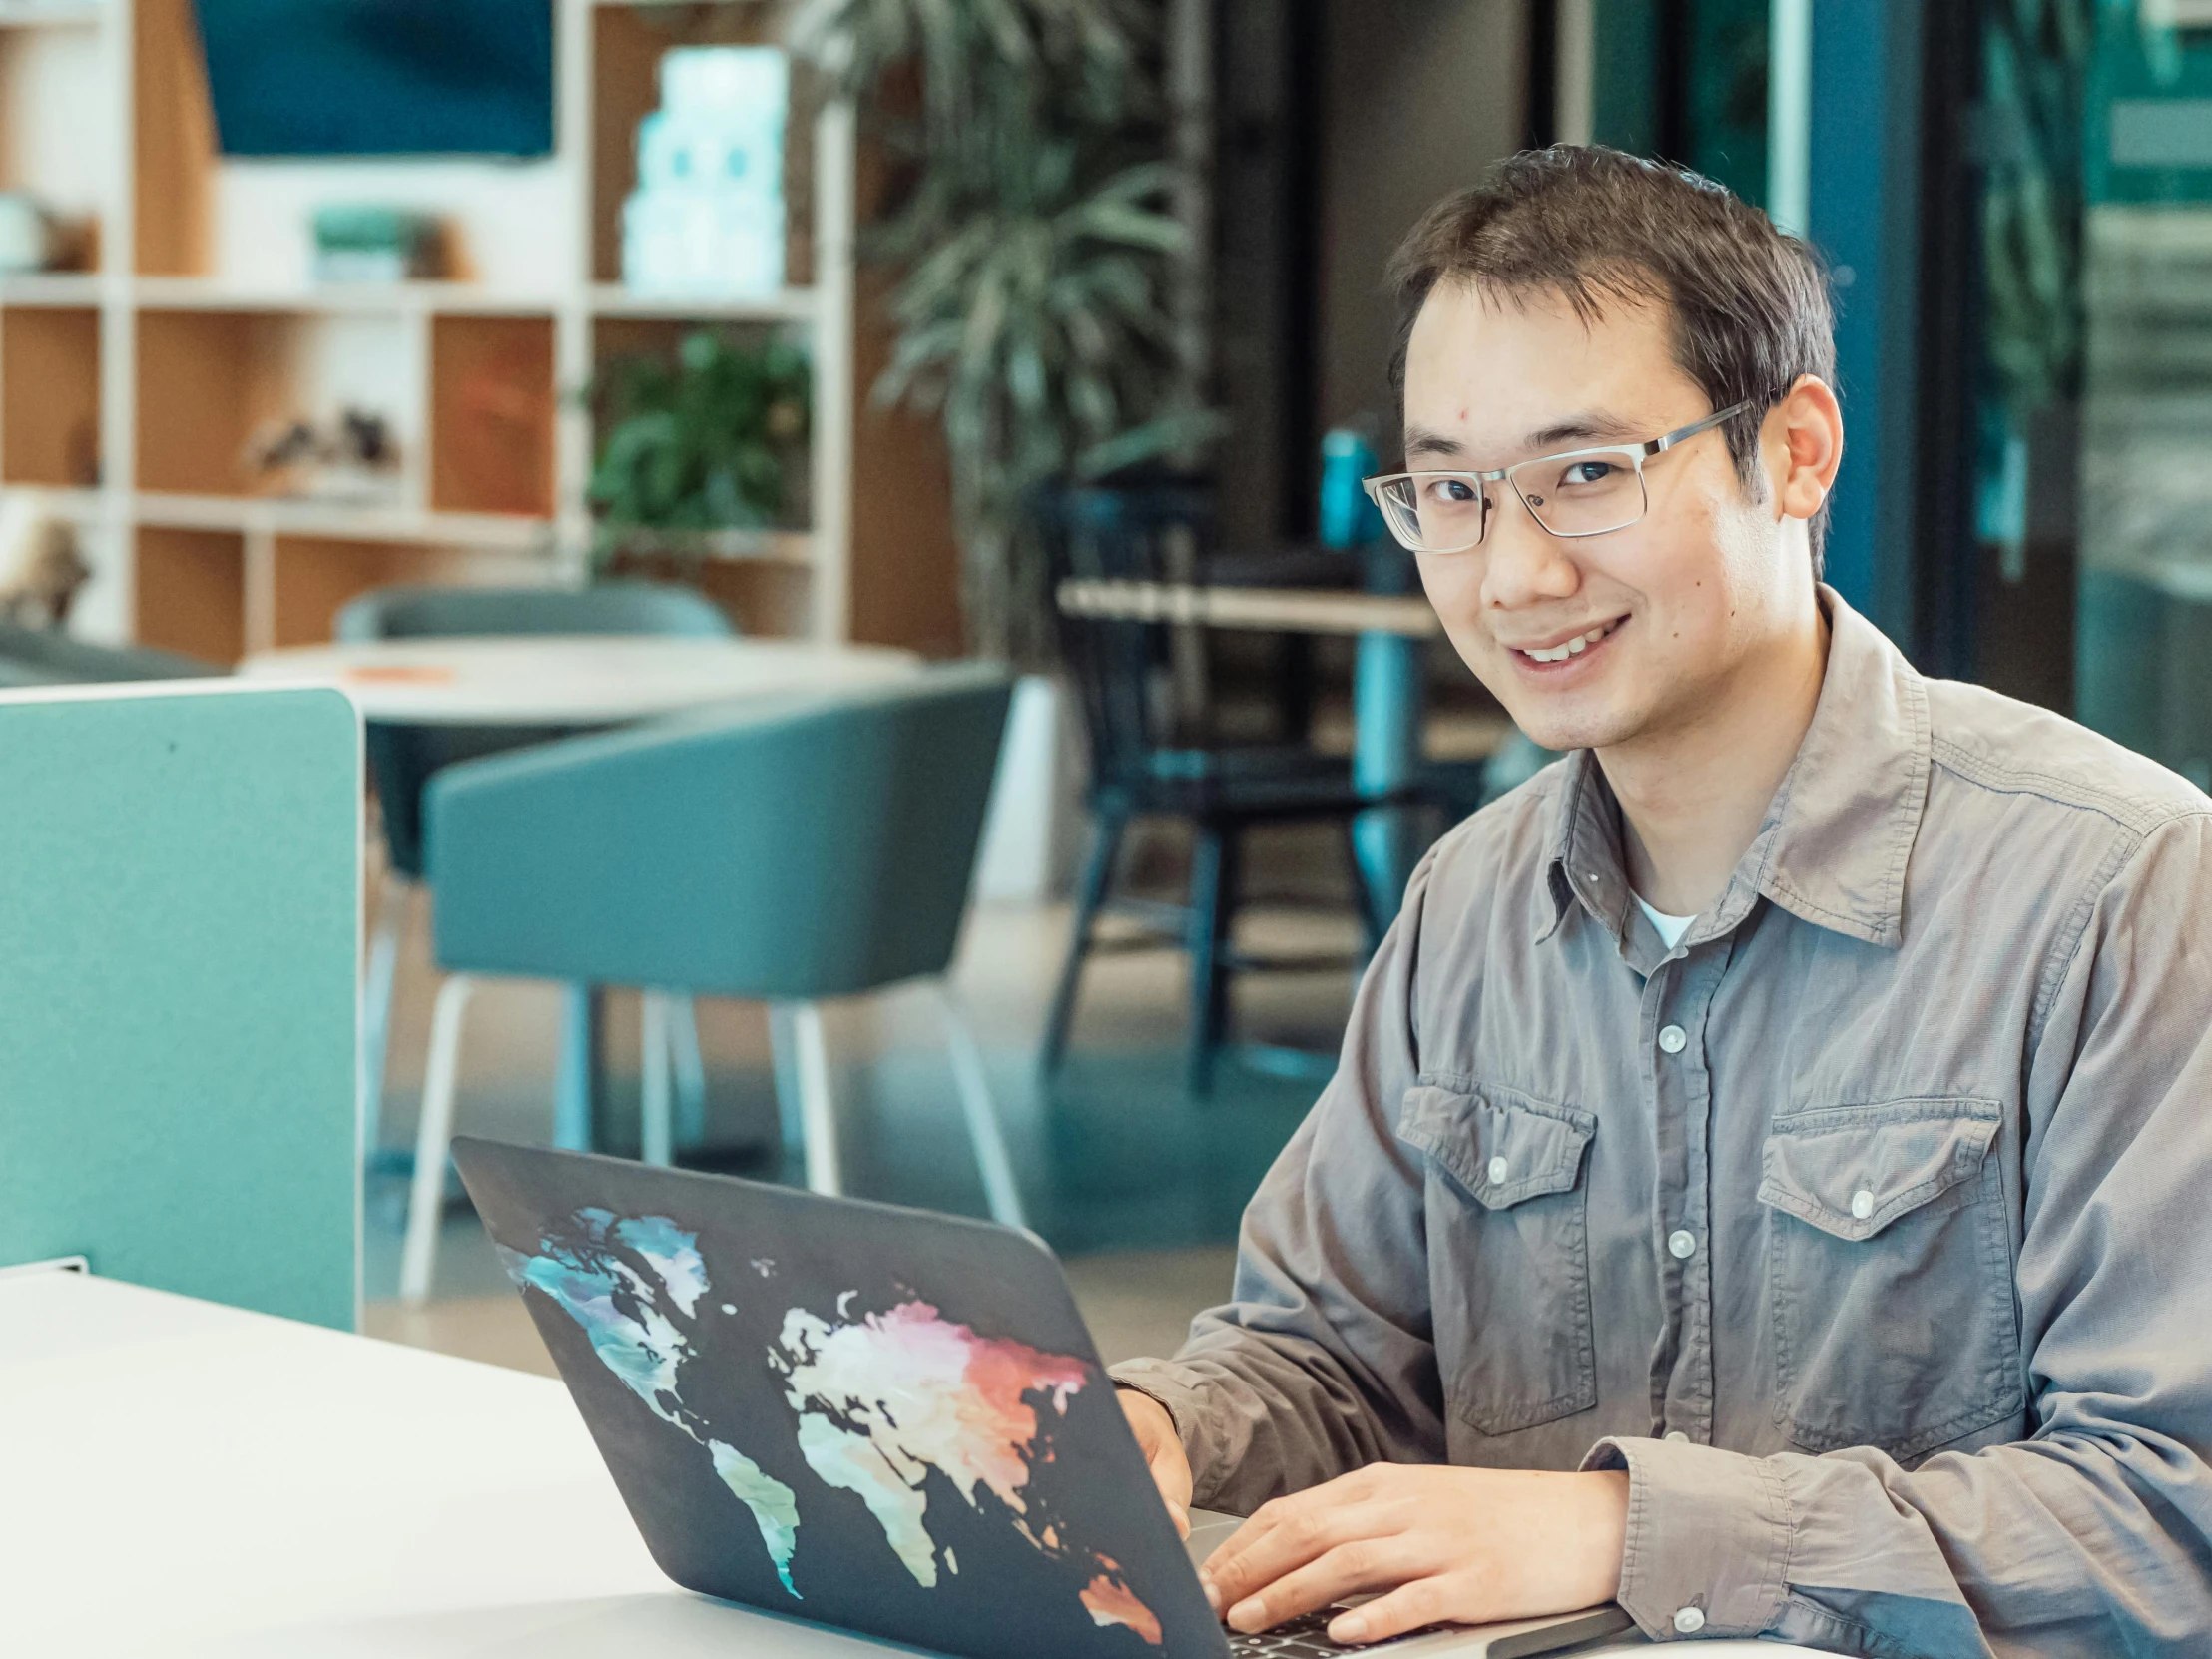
[1,304,101,486]
[133,276,570,317]
[134,525,243,664]
[430,315,557,518]
[131,491,554,551]
[270,535,535,649]
[0,2,106,26]
[0,274,104,306]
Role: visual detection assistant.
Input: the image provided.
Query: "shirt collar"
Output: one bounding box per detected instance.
[1540,587,1931,952]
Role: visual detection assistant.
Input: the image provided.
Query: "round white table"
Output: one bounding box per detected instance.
[239,635,925,726]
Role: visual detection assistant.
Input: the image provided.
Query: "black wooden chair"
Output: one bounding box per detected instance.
[1035,480,1428,1095]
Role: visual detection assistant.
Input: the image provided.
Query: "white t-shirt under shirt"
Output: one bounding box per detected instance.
[1635,893,1696,950]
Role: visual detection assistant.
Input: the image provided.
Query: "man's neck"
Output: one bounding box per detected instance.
[1600,606,1832,917]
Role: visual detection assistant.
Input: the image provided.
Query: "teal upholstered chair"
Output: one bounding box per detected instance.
[397,664,1021,1302]
[337,582,732,1165]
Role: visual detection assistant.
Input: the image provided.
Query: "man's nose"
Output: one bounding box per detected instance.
[1480,491,1582,611]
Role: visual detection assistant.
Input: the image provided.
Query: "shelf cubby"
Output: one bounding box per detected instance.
[136,307,414,499]
[428,314,555,518]
[134,525,244,662]
[1,305,101,486]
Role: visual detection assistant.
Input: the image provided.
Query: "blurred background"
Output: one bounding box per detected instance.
[0,0,2204,1368]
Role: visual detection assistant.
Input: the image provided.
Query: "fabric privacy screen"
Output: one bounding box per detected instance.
[0,684,360,1329]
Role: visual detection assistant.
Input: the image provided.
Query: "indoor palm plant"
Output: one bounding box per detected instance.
[795,0,1213,661]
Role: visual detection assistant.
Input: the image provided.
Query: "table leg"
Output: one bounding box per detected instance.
[1352,630,1424,930]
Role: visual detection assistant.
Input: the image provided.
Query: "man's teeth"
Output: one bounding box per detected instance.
[1525,623,1616,664]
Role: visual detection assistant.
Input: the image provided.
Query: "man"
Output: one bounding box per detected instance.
[1110,147,2212,1656]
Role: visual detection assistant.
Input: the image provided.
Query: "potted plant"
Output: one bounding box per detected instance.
[586,328,813,568]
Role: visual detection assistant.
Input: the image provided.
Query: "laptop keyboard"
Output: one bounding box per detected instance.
[1226,1608,1426,1654]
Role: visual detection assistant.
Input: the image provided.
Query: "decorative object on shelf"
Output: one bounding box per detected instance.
[795,0,1217,662]
[0,491,92,627]
[0,191,92,274]
[243,407,402,502]
[586,328,811,565]
[623,47,789,297]
[310,205,445,283]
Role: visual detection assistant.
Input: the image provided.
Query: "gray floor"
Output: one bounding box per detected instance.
[363,821,1368,1374]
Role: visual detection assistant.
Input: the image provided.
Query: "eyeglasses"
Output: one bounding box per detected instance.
[1361,400,1755,555]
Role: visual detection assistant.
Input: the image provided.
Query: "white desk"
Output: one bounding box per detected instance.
[1,1271,1802,1657]
[238,636,923,727]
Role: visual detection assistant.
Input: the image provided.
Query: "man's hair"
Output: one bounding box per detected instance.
[1386,146,1837,573]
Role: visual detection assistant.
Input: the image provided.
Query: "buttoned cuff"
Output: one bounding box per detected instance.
[1580,1435,1793,1641]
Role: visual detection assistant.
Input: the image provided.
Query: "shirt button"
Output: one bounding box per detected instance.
[1657,1024,1688,1054]
[1487,1156,1509,1185]
[1851,1188,1876,1221]
[1674,1605,1707,1635]
[1667,1229,1698,1260]
[1664,1429,1690,1443]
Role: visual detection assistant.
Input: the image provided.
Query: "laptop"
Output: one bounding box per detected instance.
[452,1140,1638,1659]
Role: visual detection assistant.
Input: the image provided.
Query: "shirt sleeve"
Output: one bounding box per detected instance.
[1583,811,2212,1656]
[1109,850,1446,1514]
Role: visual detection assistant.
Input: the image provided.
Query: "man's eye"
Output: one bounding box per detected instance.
[1424,478,1479,506]
[1562,461,1618,487]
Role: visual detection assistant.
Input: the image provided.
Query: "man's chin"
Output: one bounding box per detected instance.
[1499,703,1643,756]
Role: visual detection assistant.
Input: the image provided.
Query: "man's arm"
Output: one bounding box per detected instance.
[1583,812,2212,1655]
[1110,852,1448,1511]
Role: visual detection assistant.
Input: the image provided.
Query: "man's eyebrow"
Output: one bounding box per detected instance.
[1401,410,1644,466]
[1401,425,1465,461]
[1525,410,1640,449]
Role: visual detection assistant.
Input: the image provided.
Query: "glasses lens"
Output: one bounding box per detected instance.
[1510,450,1646,537]
[1378,474,1487,552]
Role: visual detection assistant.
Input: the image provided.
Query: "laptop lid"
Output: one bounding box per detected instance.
[452,1138,1228,1659]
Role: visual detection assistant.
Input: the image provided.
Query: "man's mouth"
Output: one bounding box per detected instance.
[1511,616,1626,665]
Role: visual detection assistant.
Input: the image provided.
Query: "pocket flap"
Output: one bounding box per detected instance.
[1758,1099,2000,1242]
[1398,1085,1595,1210]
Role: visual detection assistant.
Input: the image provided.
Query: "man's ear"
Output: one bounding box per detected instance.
[1764,375,1844,524]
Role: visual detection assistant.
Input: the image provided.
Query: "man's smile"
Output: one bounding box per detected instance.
[1501,614,1628,672]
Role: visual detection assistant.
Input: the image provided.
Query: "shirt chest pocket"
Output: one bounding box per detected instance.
[1398,1083,1598,1439]
[1758,1098,2024,1460]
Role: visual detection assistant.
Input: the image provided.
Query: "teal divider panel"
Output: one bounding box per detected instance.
[0,685,360,1330]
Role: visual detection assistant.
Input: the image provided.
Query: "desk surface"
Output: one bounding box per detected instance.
[239,636,923,727]
[1,1271,1806,1658]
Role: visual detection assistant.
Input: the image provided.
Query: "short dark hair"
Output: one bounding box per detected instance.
[1386,146,1836,572]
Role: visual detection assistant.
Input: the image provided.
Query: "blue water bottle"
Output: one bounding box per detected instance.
[1319,428,1386,550]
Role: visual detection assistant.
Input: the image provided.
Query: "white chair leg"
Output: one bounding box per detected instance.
[929,981,1027,1231]
[399,973,475,1307]
[771,1000,840,1197]
[358,873,411,1159]
[640,990,675,1169]
[670,994,708,1150]
[767,1003,805,1157]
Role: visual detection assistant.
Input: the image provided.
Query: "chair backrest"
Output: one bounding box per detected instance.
[339,582,734,878]
[0,684,358,1330]
[425,665,1015,1001]
[1033,479,1214,793]
[335,581,733,643]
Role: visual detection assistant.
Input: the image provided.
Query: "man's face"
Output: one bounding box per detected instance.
[1400,280,1806,755]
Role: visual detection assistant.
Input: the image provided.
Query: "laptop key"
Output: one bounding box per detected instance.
[1226,1608,1425,1654]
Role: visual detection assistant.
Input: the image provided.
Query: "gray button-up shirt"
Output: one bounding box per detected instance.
[1112,592,2212,1656]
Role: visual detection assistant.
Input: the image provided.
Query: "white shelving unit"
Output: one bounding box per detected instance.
[0,0,856,659]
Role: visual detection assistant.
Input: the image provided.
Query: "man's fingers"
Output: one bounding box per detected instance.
[1326,1575,1454,1646]
[1222,1537,1428,1635]
[1203,1499,1396,1616]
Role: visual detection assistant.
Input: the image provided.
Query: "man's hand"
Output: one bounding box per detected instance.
[1199,1464,1629,1647]
[1116,1387,1193,1538]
